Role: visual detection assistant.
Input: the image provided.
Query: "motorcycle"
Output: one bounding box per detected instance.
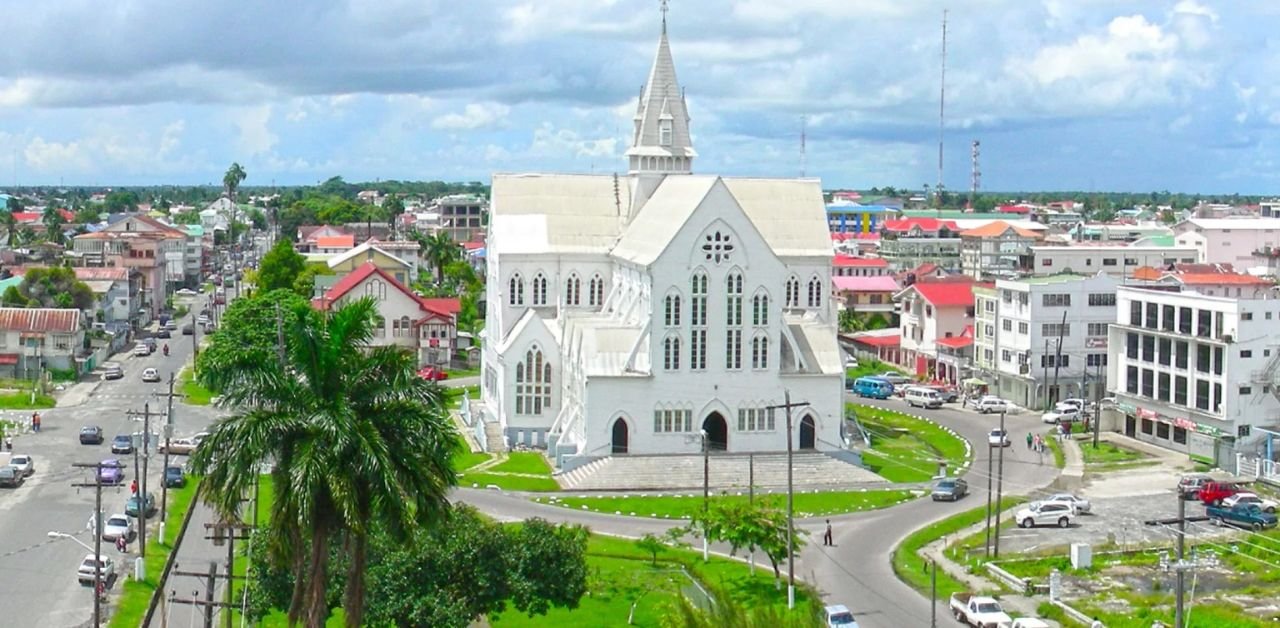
[162,344,169,357]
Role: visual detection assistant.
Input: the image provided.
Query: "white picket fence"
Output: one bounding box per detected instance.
[1236,454,1280,487]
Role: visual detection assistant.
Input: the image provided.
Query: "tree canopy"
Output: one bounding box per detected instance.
[1,266,95,310]
[193,288,310,391]
[257,239,308,293]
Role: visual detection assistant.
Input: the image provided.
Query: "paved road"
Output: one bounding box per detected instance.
[455,397,1063,628]
[0,295,224,628]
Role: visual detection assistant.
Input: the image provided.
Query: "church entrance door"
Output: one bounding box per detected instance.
[799,415,816,450]
[702,413,728,451]
[611,419,629,454]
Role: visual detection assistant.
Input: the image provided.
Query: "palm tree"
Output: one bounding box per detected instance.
[190,297,457,627]
[224,162,248,247]
[1,210,16,247]
[42,206,66,245]
[416,231,460,286]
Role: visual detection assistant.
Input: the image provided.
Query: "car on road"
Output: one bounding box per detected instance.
[101,362,124,380]
[417,366,449,381]
[133,343,152,357]
[928,386,960,403]
[164,465,187,488]
[1207,503,1278,530]
[876,372,912,386]
[1199,481,1247,506]
[97,459,125,485]
[9,454,34,476]
[1015,501,1074,528]
[176,288,197,297]
[1044,493,1092,514]
[156,328,171,339]
[182,323,194,335]
[824,604,859,627]
[904,386,944,409]
[80,425,105,445]
[949,593,1012,627]
[111,434,134,454]
[932,478,969,501]
[77,554,116,587]
[971,396,1009,414]
[125,492,158,518]
[1223,492,1279,513]
[1041,406,1081,424]
[988,428,1011,447]
[158,437,197,455]
[141,367,161,383]
[0,466,24,488]
[196,314,210,326]
[101,514,135,542]
[1178,473,1215,499]
[851,376,894,399]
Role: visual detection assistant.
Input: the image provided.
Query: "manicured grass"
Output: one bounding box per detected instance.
[178,366,214,406]
[108,479,202,628]
[539,488,920,520]
[851,404,969,483]
[892,497,1028,600]
[845,358,910,382]
[1079,441,1148,467]
[450,365,482,378]
[0,391,55,409]
[489,452,553,476]
[1044,431,1065,469]
[997,550,1161,580]
[452,449,492,472]
[459,472,561,492]
[443,384,481,408]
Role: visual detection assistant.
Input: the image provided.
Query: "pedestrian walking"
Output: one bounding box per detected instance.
[116,535,127,554]
[1026,432,1033,449]
[130,479,138,495]
[32,413,40,433]
[823,520,833,546]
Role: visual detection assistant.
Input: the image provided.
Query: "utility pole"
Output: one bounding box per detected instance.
[128,404,157,558]
[701,428,709,562]
[1042,339,1051,412]
[1050,309,1067,408]
[1143,496,1214,628]
[71,462,106,627]
[984,431,994,557]
[169,522,254,627]
[155,373,182,533]
[191,307,200,359]
[766,391,811,610]
[993,409,1007,558]
[930,559,938,628]
[1093,359,1103,449]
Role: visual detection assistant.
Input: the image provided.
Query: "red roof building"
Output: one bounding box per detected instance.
[316,262,460,366]
[881,218,960,234]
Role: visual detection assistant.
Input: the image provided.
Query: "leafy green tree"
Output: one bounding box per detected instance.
[635,533,667,566]
[74,206,103,224]
[1,210,16,246]
[190,296,457,628]
[170,210,201,225]
[383,195,405,237]
[224,162,248,202]
[11,266,95,310]
[42,206,67,244]
[1,286,28,307]
[257,239,308,293]
[5,196,22,212]
[680,498,805,583]
[417,231,461,285]
[292,263,334,298]
[103,190,140,212]
[193,289,308,391]
[661,581,824,628]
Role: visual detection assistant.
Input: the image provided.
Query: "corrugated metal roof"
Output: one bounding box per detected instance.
[0,308,82,333]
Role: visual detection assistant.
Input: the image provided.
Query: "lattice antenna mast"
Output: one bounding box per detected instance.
[970,140,981,208]
[936,9,948,208]
[800,116,807,178]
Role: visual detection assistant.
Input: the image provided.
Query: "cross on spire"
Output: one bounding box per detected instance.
[660,0,669,33]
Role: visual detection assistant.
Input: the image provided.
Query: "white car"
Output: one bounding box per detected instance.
[1041,407,1081,424]
[101,514,135,542]
[988,428,1011,448]
[158,437,198,455]
[1044,492,1092,514]
[1057,398,1086,411]
[824,604,859,627]
[197,314,210,326]
[175,288,197,297]
[1015,501,1074,528]
[1223,492,1279,513]
[141,368,161,383]
[77,554,116,586]
[133,344,151,357]
[9,454,34,477]
[972,396,1009,414]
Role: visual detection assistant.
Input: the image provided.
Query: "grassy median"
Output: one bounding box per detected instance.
[108,479,202,628]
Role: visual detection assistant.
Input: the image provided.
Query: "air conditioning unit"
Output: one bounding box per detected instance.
[1019,364,1030,375]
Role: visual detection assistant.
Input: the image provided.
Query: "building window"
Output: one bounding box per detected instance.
[508,273,525,306]
[1087,323,1108,336]
[565,274,581,306]
[726,272,743,326]
[737,407,776,432]
[1042,293,1071,307]
[1042,323,1071,337]
[691,273,708,325]
[1087,353,1108,367]
[1196,345,1211,373]
[1241,349,1253,358]
[588,274,605,307]
[1195,379,1210,411]
[1001,349,1012,363]
[1125,258,1138,266]
[1242,312,1254,321]
[702,231,735,264]
[807,277,823,308]
[1156,422,1170,439]
[785,276,800,307]
[532,273,548,306]
[1102,258,1118,266]
[373,316,385,338]
[1157,338,1171,366]
[1196,309,1212,338]
[1179,307,1192,334]
[514,347,552,415]
[1175,375,1188,405]
[691,272,708,370]
[1175,342,1188,369]
[1126,366,1139,394]
[752,293,771,326]
[659,119,673,146]
[1141,369,1154,397]
[665,293,682,326]
[1141,336,1154,362]
[725,329,742,370]
[1088,293,1116,306]
[1002,319,1012,332]
[1240,385,1253,395]
[1041,354,1070,368]
[1018,321,1028,334]
[1157,372,1171,401]
[653,408,692,433]
[663,336,681,370]
[751,334,769,369]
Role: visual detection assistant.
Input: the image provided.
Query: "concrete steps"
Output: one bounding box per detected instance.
[483,421,506,453]
[563,452,886,491]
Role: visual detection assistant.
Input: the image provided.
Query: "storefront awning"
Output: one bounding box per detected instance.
[963,378,987,387]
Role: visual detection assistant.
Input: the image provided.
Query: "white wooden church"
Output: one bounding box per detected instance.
[480,11,844,470]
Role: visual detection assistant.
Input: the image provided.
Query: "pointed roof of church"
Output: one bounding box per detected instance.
[625,9,696,164]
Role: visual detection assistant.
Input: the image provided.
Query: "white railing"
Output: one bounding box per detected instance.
[1236,454,1280,485]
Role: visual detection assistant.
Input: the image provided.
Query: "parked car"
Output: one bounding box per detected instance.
[988,428,1011,447]
[949,593,1012,627]
[101,362,124,380]
[142,337,157,351]
[1041,406,1081,424]
[1223,492,1279,514]
[0,466,24,488]
[141,368,161,383]
[928,386,960,403]
[176,288,197,297]
[80,425,105,445]
[932,478,968,501]
[1057,398,1087,411]
[1015,501,1074,528]
[101,514,135,542]
[77,554,116,587]
[133,343,152,357]
[156,328,171,339]
[97,459,125,485]
[843,355,860,369]
[824,604,859,627]
[1207,502,1279,530]
[9,454,34,477]
[904,386,944,409]
[877,372,912,386]
[417,366,449,382]
[971,396,1008,414]
[158,437,197,455]
[182,324,195,336]
[852,376,894,400]
[163,465,187,488]
[1011,619,1052,628]
[1178,473,1215,499]
[1199,481,1248,506]
[125,492,158,518]
[196,314,210,326]
[111,434,134,454]
[1043,492,1092,514]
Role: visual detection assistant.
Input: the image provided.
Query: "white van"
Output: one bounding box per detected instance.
[904,386,943,409]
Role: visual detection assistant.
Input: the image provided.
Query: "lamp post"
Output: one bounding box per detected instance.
[765,391,811,610]
[701,428,709,562]
[49,529,101,626]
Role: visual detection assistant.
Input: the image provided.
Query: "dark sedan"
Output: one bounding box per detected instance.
[931,478,969,501]
[111,434,134,454]
[163,465,187,488]
[80,425,105,445]
[125,492,158,518]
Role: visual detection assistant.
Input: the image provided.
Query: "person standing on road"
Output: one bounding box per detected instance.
[1026,432,1033,449]
[823,520,833,546]
[116,534,127,554]
[130,479,138,495]
[31,412,40,433]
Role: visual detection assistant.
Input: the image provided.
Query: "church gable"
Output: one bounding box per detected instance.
[661,179,776,273]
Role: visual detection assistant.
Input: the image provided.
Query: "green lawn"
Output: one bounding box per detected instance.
[845,358,910,382]
[1079,442,1148,467]
[459,472,561,492]
[178,366,214,406]
[892,497,1028,600]
[0,391,56,409]
[539,488,919,520]
[108,479,202,628]
[452,449,493,472]
[1043,430,1066,469]
[489,452,553,475]
[851,404,970,482]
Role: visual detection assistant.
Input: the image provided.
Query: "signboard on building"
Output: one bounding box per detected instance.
[1085,337,1108,349]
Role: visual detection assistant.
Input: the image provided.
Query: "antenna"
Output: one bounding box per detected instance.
[800,116,807,178]
[970,140,981,209]
[936,9,948,209]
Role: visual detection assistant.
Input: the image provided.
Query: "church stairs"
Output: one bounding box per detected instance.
[560,452,885,491]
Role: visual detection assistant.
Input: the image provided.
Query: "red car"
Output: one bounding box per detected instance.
[1199,481,1246,506]
[417,366,449,382]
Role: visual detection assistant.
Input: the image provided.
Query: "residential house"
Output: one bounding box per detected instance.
[1029,240,1200,276]
[296,225,352,254]
[0,307,85,377]
[832,254,889,277]
[935,325,974,386]
[958,220,1044,280]
[894,281,976,379]
[71,215,186,320]
[844,329,901,365]
[1172,218,1280,267]
[72,267,138,332]
[429,194,488,241]
[314,262,459,366]
[833,275,898,318]
[879,218,962,271]
[326,242,415,285]
[181,224,206,286]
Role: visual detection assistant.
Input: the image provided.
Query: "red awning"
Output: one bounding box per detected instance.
[0,354,19,365]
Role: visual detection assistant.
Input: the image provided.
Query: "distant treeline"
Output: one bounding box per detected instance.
[833,187,1269,214]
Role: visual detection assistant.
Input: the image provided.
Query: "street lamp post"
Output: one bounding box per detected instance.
[765,391,811,611]
[701,429,709,562]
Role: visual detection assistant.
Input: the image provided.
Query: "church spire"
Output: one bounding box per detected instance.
[626,0,696,175]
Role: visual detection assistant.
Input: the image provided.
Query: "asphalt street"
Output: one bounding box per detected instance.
[0,294,222,628]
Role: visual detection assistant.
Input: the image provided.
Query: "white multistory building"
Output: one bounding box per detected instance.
[972,273,1118,410]
[480,14,843,469]
[1028,243,1201,277]
[1108,286,1280,462]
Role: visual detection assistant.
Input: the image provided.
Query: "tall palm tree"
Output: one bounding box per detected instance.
[416,231,460,286]
[1,210,16,247]
[190,297,456,627]
[42,206,66,245]
[224,162,248,246]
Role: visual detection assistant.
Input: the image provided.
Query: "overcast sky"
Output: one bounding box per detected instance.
[0,0,1277,193]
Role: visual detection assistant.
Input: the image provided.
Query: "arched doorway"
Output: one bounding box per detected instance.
[702,412,728,451]
[611,418,629,454]
[799,415,816,450]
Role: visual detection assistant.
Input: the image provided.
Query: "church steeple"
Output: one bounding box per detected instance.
[626,1,696,175]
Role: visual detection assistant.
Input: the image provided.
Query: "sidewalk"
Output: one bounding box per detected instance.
[146,497,235,628]
[1055,432,1085,490]
[55,378,102,408]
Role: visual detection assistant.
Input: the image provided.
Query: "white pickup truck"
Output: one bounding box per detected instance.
[949,592,1013,628]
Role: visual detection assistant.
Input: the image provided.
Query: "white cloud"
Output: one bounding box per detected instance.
[233,105,278,156]
[431,102,511,130]
[529,123,618,159]
[24,136,90,172]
